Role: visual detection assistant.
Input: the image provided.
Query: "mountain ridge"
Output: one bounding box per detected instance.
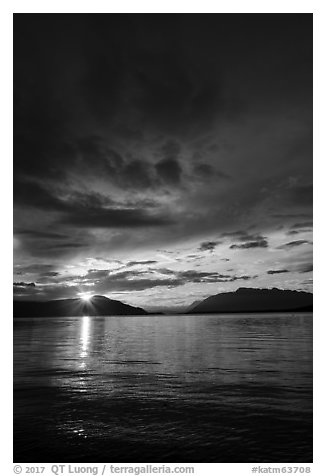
[13,294,147,317]
[187,287,313,314]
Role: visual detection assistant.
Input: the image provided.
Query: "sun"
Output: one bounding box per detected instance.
[80,293,92,302]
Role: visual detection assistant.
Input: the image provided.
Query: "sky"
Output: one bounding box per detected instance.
[13,14,312,311]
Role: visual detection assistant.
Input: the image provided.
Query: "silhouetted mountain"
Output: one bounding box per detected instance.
[188,287,313,314]
[186,300,203,313]
[13,295,147,317]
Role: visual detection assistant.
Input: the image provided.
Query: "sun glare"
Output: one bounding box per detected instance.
[80,293,92,302]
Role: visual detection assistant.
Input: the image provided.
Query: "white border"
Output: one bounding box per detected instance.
[3,1,325,474]
[9,2,318,14]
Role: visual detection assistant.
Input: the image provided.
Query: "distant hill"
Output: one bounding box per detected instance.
[13,295,147,317]
[188,287,313,314]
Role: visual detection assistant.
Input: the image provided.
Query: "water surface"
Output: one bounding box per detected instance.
[14,313,313,462]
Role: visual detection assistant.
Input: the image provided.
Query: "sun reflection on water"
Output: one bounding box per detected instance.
[80,316,90,367]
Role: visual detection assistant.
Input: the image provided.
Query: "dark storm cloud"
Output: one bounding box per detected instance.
[14,14,312,182]
[230,239,268,249]
[155,268,257,284]
[176,270,232,281]
[75,137,158,190]
[198,241,222,252]
[14,13,312,157]
[126,260,158,267]
[222,231,266,242]
[14,178,173,229]
[14,14,221,184]
[60,207,173,228]
[14,178,108,213]
[277,240,312,250]
[178,271,256,283]
[14,14,312,302]
[155,158,182,185]
[13,282,36,287]
[267,269,289,275]
[155,139,183,185]
[15,16,298,171]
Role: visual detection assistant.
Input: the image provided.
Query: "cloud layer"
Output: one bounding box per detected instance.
[14,14,313,307]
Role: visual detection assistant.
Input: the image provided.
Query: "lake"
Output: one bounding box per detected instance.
[13,313,313,462]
